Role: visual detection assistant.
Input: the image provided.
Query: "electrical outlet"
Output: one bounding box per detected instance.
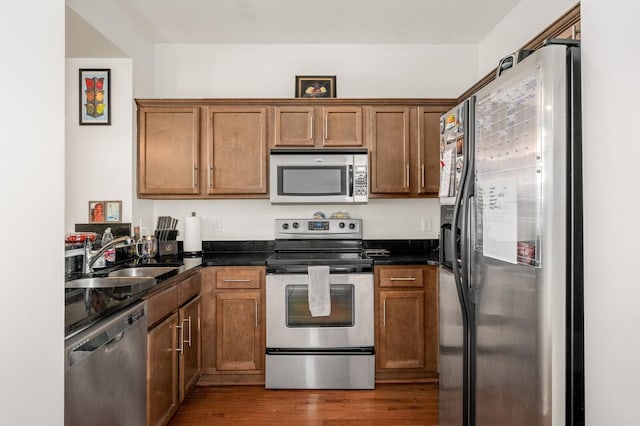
[214,218,223,232]
[421,217,432,232]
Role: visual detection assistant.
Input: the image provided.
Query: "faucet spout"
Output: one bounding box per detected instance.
[82,236,134,273]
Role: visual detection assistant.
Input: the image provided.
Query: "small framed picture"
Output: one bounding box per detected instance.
[295,75,336,98]
[79,68,111,125]
[88,201,105,223]
[105,200,122,223]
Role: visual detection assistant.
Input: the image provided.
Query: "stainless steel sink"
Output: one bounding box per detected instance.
[65,276,156,289]
[108,266,178,278]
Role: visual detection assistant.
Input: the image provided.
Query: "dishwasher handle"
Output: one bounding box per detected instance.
[66,302,147,369]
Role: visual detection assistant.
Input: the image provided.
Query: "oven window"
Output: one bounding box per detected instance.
[278,166,346,196]
[285,284,354,327]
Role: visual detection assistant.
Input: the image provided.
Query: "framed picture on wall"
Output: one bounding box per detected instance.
[88,201,105,223]
[295,75,337,98]
[79,68,111,125]
[105,200,122,223]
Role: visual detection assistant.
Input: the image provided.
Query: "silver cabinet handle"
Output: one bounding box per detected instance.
[176,323,184,354]
[209,165,213,189]
[222,279,251,283]
[406,164,410,187]
[324,116,328,141]
[421,164,425,188]
[193,166,198,187]
[255,300,258,328]
[186,316,192,347]
[389,277,417,281]
[383,299,386,326]
[309,115,314,140]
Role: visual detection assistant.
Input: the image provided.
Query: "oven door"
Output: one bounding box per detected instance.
[266,272,374,348]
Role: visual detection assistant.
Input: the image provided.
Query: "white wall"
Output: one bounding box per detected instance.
[154,198,440,241]
[582,1,640,423]
[478,0,578,78]
[65,58,134,232]
[154,43,478,99]
[0,1,64,424]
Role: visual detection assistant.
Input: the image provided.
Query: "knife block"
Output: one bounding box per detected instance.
[155,230,179,257]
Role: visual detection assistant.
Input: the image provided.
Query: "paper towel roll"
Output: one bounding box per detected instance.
[183,214,202,254]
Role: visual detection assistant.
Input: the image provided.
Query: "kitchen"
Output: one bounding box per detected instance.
[4,1,640,425]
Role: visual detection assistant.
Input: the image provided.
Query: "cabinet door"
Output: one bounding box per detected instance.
[179,296,201,402]
[369,107,412,194]
[147,312,179,426]
[322,106,363,147]
[378,290,425,370]
[215,291,262,372]
[418,110,442,195]
[138,107,200,195]
[274,106,315,146]
[204,107,268,194]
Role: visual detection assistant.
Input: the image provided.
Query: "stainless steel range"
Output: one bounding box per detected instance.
[265,218,375,389]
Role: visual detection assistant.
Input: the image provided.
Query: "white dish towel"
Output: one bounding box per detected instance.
[307,265,331,317]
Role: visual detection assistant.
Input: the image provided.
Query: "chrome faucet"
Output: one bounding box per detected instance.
[82,236,134,273]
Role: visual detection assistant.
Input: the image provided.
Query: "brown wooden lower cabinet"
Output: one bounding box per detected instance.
[200,266,266,385]
[145,270,202,426]
[375,264,439,382]
[147,312,179,426]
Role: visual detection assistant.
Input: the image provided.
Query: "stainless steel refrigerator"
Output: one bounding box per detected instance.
[438,40,584,426]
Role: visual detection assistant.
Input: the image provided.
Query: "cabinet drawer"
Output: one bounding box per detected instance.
[378,267,424,288]
[178,272,201,306]
[146,284,179,328]
[216,267,262,289]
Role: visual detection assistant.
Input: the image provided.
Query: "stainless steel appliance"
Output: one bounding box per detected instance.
[64,301,147,426]
[265,218,374,389]
[269,148,368,204]
[438,40,584,426]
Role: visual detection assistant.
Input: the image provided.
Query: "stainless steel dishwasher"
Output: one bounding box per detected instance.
[64,301,147,426]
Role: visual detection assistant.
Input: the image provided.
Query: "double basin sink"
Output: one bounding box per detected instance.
[65,266,180,291]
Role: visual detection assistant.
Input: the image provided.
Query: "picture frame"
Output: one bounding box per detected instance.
[79,68,111,125]
[88,201,105,223]
[105,200,122,223]
[88,200,122,223]
[295,75,336,98]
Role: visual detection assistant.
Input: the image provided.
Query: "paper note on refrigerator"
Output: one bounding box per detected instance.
[439,146,455,197]
[482,179,518,263]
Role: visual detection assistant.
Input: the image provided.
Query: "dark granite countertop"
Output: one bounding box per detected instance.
[364,239,440,266]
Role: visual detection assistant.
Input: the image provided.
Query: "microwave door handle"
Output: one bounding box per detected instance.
[349,165,354,197]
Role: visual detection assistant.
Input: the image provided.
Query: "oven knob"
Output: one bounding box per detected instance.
[339,222,345,228]
[282,223,289,230]
[349,223,356,230]
[292,222,299,229]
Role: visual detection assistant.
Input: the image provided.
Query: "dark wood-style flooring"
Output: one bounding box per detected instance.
[169,384,438,425]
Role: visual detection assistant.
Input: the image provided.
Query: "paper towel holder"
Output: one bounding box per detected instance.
[183,211,203,257]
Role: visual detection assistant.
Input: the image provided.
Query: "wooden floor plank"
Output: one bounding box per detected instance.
[169,384,438,425]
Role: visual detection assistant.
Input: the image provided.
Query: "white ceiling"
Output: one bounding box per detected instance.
[117,0,524,44]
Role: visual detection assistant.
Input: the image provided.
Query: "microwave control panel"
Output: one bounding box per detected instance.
[353,166,368,197]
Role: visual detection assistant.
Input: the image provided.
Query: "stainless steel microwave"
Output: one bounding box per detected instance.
[269,149,368,204]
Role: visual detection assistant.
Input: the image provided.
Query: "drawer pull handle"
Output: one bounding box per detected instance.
[389,277,417,281]
[222,279,251,283]
[176,324,184,354]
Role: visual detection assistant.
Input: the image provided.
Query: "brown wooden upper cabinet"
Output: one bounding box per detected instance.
[273,106,363,147]
[204,107,268,195]
[368,106,445,197]
[137,101,269,198]
[138,106,201,196]
[369,106,412,194]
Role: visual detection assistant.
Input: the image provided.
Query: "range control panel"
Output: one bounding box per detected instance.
[275,219,362,239]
